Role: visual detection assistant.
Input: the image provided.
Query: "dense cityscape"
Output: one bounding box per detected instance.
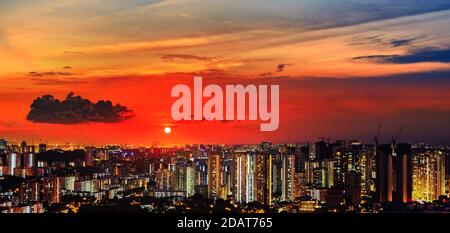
[1,134,449,214]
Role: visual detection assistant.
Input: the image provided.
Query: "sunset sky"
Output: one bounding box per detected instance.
[1,0,450,145]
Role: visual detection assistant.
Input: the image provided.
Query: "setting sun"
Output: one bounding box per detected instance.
[164,126,171,134]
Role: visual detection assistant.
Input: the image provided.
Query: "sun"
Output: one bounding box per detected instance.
[164,126,171,134]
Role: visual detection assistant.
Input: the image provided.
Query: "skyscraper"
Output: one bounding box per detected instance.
[375,143,412,203]
[7,151,19,176]
[232,150,256,203]
[412,149,446,202]
[393,143,412,203]
[38,143,47,153]
[186,161,196,197]
[207,153,222,200]
[85,147,95,167]
[245,152,256,203]
[375,144,393,203]
[255,153,273,205]
[221,155,233,199]
[359,146,375,197]
[281,146,296,202]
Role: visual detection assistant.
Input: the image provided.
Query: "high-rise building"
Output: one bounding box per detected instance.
[174,156,187,192]
[85,147,95,167]
[19,179,40,204]
[245,152,256,203]
[23,150,35,168]
[305,161,320,185]
[348,141,363,172]
[207,153,222,200]
[375,143,412,203]
[232,152,243,203]
[221,156,233,199]
[344,171,361,206]
[393,143,412,203]
[0,139,7,149]
[313,168,325,188]
[280,146,295,202]
[271,154,282,198]
[333,148,346,186]
[38,143,47,153]
[412,149,446,202]
[195,157,208,187]
[290,144,308,200]
[232,150,256,203]
[315,141,333,161]
[311,161,333,189]
[64,176,76,191]
[295,144,308,173]
[186,162,196,197]
[41,177,62,204]
[359,146,375,197]
[155,168,171,191]
[19,141,28,155]
[255,153,273,205]
[376,144,393,203]
[7,152,20,176]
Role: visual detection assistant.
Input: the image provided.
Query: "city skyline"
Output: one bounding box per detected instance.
[1,1,450,145]
[1,137,449,213]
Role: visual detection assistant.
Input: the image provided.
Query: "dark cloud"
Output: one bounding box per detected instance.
[62,66,72,69]
[258,72,273,77]
[161,54,215,61]
[386,48,450,63]
[390,38,415,47]
[352,47,450,64]
[28,71,73,76]
[352,54,397,62]
[349,34,417,48]
[276,63,292,72]
[26,92,134,124]
[349,34,384,46]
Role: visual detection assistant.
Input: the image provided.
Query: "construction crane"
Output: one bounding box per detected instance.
[374,124,381,146]
[392,124,405,147]
[373,124,382,158]
[391,124,405,156]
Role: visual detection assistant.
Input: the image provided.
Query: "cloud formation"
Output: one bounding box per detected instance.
[161,54,215,61]
[276,63,292,72]
[390,38,415,47]
[28,71,73,76]
[352,47,450,64]
[27,93,134,124]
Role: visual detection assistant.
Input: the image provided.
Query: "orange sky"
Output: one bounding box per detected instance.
[1,1,450,145]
